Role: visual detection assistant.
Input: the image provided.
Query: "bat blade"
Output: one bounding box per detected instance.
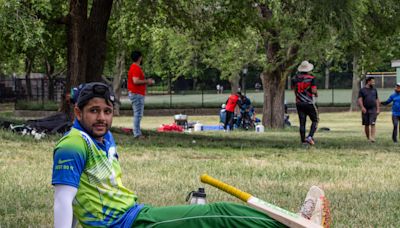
[247,196,322,228]
[201,174,322,228]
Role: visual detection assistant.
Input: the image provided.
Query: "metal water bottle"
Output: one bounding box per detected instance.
[186,187,207,205]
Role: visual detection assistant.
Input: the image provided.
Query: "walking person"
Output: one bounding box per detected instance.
[358,77,380,142]
[52,82,329,228]
[224,92,241,131]
[292,61,319,145]
[127,51,154,139]
[381,83,400,143]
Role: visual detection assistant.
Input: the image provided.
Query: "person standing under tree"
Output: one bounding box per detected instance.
[381,83,400,143]
[127,51,154,139]
[358,77,380,142]
[292,60,319,145]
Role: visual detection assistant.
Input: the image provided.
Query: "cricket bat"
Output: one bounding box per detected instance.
[200,174,323,228]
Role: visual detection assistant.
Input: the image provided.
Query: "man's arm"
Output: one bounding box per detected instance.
[376,98,381,114]
[311,87,318,97]
[381,95,393,106]
[54,185,78,228]
[358,97,367,113]
[132,77,154,85]
[311,77,318,97]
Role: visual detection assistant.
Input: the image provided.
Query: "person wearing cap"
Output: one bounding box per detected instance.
[127,51,154,139]
[358,77,380,142]
[381,83,400,143]
[52,82,326,227]
[291,60,319,145]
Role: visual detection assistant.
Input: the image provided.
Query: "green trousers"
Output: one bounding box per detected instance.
[132,202,286,228]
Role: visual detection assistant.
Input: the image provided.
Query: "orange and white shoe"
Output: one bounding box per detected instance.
[305,136,315,145]
[299,186,331,228]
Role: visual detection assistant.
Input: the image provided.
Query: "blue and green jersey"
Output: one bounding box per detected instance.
[52,120,143,227]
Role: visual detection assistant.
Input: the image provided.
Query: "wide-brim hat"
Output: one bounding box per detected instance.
[297,61,314,72]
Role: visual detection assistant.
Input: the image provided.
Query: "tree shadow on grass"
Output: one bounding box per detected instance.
[112,127,399,153]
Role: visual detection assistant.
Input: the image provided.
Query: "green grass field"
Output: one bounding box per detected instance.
[1,111,400,227]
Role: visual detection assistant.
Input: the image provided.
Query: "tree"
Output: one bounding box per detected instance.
[251,1,336,128]
[204,29,264,93]
[66,0,113,88]
[327,0,400,111]
[0,0,50,97]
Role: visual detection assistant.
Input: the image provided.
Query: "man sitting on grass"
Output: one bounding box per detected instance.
[52,82,329,228]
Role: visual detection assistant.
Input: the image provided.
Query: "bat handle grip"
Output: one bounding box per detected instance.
[200,174,252,202]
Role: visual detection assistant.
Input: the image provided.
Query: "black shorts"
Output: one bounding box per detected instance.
[362,112,377,125]
[296,103,319,122]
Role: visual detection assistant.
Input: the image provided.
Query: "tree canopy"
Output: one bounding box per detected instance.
[1,0,400,127]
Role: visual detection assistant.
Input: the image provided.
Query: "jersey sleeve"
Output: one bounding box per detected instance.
[382,94,393,105]
[358,89,364,98]
[52,147,87,188]
[311,77,317,89]
[129,65,141,79]
[291,77,296,89]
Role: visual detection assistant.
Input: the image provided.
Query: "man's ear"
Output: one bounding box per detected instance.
[74,105,82,121]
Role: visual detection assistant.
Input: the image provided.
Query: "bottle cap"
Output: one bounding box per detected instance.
[192,188,206,198]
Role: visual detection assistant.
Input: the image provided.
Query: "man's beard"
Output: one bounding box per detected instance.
[82,121,109,139]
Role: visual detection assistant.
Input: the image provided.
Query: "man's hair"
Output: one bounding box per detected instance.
[366,77,374,83]
[131,50,142,62]
[76,82,115,110]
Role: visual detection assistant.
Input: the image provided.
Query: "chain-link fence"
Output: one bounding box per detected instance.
[1,72,397,110]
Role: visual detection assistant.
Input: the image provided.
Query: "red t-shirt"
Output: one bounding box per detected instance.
[225,94,239,112]
[127,63,146,96]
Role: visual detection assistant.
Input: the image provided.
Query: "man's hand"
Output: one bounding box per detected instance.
[147,78,155,85]
[361,107,367,114]
[377,109,380,115]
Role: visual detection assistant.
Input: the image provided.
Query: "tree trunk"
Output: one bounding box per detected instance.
[24,57,33,99]
[261,71,286,128]
[260,28,295,129]
[45,59,55,101]
[350,54,360,111]
[287,75,291,90]
[62,0,114,114]
[86,0,114,82]
[66,0,88,90]
[325,65,330,89]
[112,50,125,116]
[229,74,240,94]
[168,76,172,94]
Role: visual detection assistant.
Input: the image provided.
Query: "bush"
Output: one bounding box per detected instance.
[15,100,59,111]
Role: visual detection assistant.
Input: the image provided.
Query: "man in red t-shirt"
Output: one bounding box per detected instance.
[127,51,154,139]
[224,92,241,131]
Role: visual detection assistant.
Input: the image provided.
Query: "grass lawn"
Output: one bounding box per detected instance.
[1,111,400,227]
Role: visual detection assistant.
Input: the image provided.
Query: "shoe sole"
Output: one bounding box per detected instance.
[303,186,331,228]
